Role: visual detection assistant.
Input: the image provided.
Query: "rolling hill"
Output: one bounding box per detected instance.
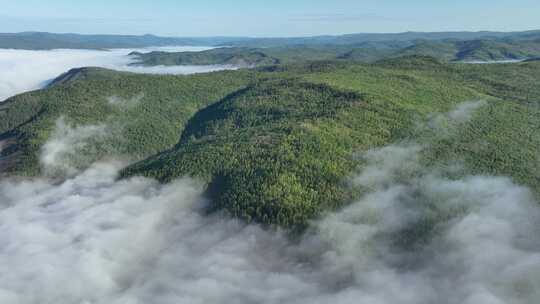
[129,40,540,67]
[1,56,539,228]
[0,32,245,50]
[2,30,540,50]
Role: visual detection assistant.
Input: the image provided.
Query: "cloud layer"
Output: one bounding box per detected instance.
[0,141,538,304]
[0,46,237,101]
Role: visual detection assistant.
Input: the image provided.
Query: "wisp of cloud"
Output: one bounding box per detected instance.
[40,117,111,177]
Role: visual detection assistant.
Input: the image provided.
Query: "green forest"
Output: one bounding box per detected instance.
[1,55,539,228]
[130,38,540,67]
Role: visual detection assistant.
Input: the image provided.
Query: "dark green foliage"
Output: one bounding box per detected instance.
[130,48,280,66]
[3,30,540,60]
[452,61,540,103]
[423,99,540,192]
[455,39,540,61]
[260,46,353,64]
[337,48,395,62]
[122,57,517,227]
[396,41,459,61]
[130,46,359,67]
[121,80,368,227]
[2,56,540,228]
[0,67,255,175]
[130,39,540,69]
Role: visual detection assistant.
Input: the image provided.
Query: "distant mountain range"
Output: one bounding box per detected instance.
[221,30,540,47]
[0,32,244,50]
[129,38,540,67]
[1,30,540,50]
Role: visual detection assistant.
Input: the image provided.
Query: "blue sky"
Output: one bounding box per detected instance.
[1,0,539,36]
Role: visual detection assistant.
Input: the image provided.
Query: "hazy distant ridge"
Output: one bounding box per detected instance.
[0,32,245,49]
[2,30,540,50]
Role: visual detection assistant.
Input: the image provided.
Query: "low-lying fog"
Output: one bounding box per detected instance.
[0,49,539,304]
[1,144,539,304]
[0,46,237,101]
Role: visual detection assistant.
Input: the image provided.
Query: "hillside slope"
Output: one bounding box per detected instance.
[2,57,539,228]
[130,48,280,67]
[130,40,540,68]
[124,58,540,226]
[0,67,255,175]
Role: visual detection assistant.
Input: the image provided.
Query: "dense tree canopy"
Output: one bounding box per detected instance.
[2,56,539,228]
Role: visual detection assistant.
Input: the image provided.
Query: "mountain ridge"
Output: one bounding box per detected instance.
[2,30,540,50]
[2,56,539,227]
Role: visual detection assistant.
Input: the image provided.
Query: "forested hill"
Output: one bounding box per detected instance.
[1,56,539,228]
[129,48,280,67]
[221,30,540,47]
[130,39,540,67]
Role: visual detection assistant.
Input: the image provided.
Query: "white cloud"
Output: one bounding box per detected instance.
[420,100,488,140]
[0,46,237,101]
[0,142,538,303]
[313,144,540,304]
[40,117,110,177]
[107,93,145,109]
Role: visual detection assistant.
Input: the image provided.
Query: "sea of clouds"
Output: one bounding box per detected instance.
[0,46,238,101]
[0,98,538,303]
